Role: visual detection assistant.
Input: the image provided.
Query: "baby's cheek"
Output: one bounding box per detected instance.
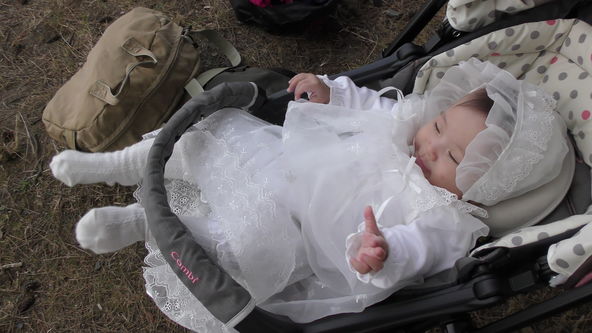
[429,169,458,194]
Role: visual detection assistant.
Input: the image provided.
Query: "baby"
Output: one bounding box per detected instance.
[287,72,492,274]
[50,58,568,327]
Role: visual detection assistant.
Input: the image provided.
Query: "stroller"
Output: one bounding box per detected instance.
[140,0,592,331]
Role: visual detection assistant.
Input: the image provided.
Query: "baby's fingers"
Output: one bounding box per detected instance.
[293,82,314,101]
[364,206,381,236]
[358,246,386,270]
[350,257,372,275]
[287,73,312,93]
[361,252,385,272]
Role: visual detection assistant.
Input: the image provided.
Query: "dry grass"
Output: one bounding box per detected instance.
[0,0,590,332]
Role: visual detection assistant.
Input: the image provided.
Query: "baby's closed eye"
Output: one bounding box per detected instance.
[448,151,459,164]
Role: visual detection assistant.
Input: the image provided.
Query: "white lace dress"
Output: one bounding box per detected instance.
[134,76,489,332]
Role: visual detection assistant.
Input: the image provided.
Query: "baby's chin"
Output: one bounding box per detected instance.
[426,178,463,198]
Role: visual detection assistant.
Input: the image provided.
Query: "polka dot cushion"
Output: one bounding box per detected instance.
[415,19,592,279]
[548,219,592,281]
[414,18,592,167]
[446,0,555,32]
[471,213,592,279]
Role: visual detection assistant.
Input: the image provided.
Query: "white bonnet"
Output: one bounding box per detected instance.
[424,58,569,206]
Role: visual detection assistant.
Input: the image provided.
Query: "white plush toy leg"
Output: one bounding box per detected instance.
[76,203,147,254]
[50,138,154,187]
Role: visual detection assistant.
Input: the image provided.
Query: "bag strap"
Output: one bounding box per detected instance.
[64,130,77,150]
[184,30,242,97]
[90,37,159,105]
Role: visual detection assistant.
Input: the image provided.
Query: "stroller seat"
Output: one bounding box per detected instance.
[139,1,592,332]
[446,0,557,32]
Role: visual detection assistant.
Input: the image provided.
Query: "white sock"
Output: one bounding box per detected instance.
[76,203,147,254]
[50,139,154,187]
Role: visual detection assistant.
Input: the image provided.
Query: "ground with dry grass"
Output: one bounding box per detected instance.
[0,0,590,332]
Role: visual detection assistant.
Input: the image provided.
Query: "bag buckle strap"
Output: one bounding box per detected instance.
[182,26,199,48]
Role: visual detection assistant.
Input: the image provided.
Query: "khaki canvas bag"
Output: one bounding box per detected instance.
[43,7,240,152]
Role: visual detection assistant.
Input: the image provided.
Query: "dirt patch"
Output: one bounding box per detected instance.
[0,0,590,332]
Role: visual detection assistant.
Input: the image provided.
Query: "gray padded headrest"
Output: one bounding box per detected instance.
[482,137,575,237]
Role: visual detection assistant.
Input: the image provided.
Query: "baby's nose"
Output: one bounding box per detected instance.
[427,139,445,161]
[425,146,437,161]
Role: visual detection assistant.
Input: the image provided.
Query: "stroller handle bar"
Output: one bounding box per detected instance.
[142,82,266,326]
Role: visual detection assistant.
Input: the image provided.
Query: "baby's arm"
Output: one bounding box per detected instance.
[346,206,488,288]
[287,74,398,112]
[318,75,398,112]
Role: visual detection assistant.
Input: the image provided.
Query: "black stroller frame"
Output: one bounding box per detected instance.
[143,1,592,332]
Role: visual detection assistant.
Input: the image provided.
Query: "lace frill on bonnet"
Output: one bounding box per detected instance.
[421,58,568,206]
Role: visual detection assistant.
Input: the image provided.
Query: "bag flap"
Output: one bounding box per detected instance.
[42,7,178,133]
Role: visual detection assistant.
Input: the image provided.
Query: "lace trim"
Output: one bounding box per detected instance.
[134,179,210,217]
[468,91,556,204]
[143,239,236,333]
[136,109,297,330]
[176,111,297,302]
[187,133,294,300]
[420,186,488,218]
[136,179,227,332]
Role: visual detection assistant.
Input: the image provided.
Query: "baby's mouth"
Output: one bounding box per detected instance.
[415,156,430,176]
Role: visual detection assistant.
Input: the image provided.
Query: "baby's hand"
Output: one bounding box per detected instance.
[350,206,389,274]
[287,73,330,104]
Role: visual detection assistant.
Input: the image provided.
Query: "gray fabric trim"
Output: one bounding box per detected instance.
[226,298,257,328]
[142,82,260,324]
[243,82,260,110]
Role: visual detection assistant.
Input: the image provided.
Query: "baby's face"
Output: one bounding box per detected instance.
[413,104,487,198]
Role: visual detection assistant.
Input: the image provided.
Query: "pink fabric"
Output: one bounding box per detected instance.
[249,0,271,7]
[575,271,592,288]
[249,0,294,7]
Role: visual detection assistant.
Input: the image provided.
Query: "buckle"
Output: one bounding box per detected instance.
[182,26,198,48]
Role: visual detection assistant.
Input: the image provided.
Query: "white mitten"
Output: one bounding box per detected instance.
[50,138,154,187]
[76,203,147,254]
